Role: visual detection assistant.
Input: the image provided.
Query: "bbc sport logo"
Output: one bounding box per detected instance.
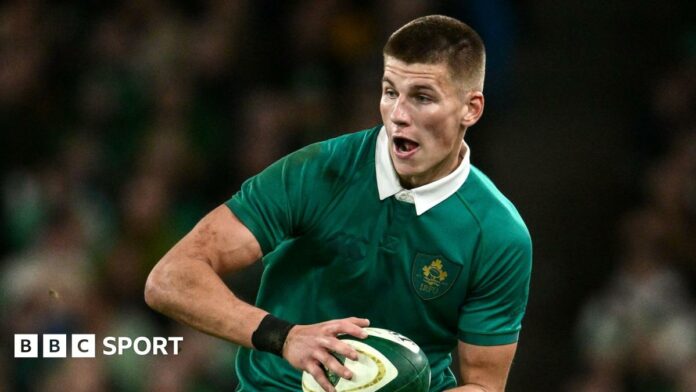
[14,334,183,358]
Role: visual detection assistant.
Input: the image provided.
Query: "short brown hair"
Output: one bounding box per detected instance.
[383,15,486,90]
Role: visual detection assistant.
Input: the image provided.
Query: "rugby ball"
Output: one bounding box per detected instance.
[301,327,430,392]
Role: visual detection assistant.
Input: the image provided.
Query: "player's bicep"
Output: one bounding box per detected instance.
[457,340,516,391]
[176,204,262,274]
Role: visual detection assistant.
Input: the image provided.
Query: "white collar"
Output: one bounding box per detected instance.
[375,126,471,215]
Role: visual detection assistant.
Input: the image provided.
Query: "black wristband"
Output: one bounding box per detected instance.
[251,314,296,357]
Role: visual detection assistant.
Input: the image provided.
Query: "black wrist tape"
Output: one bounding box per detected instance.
[251,314,295,357]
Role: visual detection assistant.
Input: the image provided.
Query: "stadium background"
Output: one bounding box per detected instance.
[1,0,694,391]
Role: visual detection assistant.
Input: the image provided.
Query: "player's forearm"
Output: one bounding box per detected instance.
[144,252,266,348]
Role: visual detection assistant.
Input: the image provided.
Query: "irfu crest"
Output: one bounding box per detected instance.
[412,254,461,300]
[422,259,448,286]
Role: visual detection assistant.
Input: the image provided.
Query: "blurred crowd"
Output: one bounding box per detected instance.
[1,0,694,391]
[570,61,696,391]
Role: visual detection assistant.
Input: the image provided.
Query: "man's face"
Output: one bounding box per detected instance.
[380,56,481,188]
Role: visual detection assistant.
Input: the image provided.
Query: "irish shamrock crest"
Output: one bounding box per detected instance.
[412,254,461,300]
[422,259,448,286]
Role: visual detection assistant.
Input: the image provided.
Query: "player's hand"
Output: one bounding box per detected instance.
[282,317,370,392]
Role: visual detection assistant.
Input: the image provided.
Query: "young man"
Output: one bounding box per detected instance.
[145,15,532,392]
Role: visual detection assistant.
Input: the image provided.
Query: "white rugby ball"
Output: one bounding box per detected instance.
[301,327,430,392]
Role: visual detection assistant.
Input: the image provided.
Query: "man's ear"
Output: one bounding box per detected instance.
[461,91,484,128]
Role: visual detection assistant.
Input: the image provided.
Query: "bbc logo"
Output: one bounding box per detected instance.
[15,334,96,358]
[14,334,182,358]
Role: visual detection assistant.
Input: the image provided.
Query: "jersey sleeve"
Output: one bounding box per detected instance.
[457,226,532,346]
[225,144,323,255]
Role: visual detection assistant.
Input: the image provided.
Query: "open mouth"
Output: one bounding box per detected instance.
[393,136,419,156]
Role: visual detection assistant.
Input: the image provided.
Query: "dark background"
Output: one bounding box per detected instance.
[1,1,694,391]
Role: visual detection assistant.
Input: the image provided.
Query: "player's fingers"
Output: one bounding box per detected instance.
[306,361,336,392]
[333,319,368,339]
[345,317,370,328]
[323,338,359,362]
[316,349,353,381]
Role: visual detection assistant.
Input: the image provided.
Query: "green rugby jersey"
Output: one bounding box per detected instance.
[226,125,532,391]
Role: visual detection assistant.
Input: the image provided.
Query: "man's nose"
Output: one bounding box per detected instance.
[390,97,410,126]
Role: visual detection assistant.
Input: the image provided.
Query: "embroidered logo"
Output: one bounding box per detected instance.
[412,254,461,300]
[422,259,448,286]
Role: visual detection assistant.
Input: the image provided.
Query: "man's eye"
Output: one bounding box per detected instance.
[415,95,432,103]
[384,89,397,98]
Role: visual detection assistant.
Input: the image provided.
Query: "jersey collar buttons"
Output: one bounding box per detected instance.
[395,190,415,203]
